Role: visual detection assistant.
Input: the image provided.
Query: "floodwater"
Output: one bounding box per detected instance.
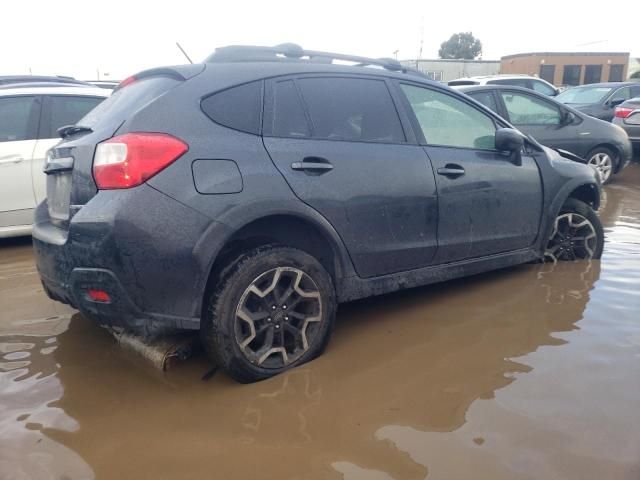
[1,166,640,480]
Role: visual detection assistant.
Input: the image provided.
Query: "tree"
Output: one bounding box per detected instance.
[438,32,482,60]
[631,70,640,79]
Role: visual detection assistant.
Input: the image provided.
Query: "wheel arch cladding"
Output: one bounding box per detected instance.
[200,214,347,318]
[567,183,600,210]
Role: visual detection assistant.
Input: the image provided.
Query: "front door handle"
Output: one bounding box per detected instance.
[437,164,465,178]
[291,157,334,173]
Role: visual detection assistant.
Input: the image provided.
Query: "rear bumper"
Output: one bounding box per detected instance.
[32,185,217,336]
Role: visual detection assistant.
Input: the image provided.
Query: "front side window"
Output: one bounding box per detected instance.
[0,96,37,142]
[609,87,632,103]
[500,91,561,125]
[557,86,613,104]
[401,84,496,150]
[296,77,405,143]
[45,96,104,138]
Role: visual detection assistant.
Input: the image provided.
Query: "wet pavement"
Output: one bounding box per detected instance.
[1,165,640,480]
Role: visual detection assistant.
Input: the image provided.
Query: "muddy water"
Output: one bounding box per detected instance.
[2,166,640,480]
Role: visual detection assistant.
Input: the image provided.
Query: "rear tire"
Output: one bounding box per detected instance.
[545,198,604,262]
[587,146,617,184]
[201,245,336,383]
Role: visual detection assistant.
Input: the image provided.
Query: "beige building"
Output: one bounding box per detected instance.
[500,52,630,86]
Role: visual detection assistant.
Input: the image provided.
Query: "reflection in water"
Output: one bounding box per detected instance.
[1,165,639,479]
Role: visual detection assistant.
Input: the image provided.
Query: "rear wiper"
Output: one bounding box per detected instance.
[57,124,92,138]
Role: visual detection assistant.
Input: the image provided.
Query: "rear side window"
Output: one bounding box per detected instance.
[297,77,405,143]
[532,80,557,96]
[488,78,530,88]
[201,81,263,134]
[271,80,310,138]
[0,96,38,142]
[43,95,104,138]
[468,91,499,114]
[79,76,180,132]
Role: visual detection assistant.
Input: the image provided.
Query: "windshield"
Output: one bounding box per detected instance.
[556,86,613,104]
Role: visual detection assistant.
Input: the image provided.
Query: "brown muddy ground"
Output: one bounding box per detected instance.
[1,165,639,480]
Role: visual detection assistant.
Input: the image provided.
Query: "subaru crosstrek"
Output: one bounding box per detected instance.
[33,44,604,383]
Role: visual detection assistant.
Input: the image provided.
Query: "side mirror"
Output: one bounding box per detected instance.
[495,128,525,152]
[561,110,576,125]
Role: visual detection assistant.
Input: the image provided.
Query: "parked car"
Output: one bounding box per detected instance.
[556,82,640,122]
[448,74,559,96]
[457,85,632,183]
[613,97,640,153]
[33,44,603,383]
[0,85,109,237]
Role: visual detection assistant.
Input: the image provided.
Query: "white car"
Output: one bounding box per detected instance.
[0,85,109,237]
[448,74,559,97]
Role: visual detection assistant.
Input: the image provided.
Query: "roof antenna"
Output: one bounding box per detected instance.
[417,16,424,69]
[176,42,194,64]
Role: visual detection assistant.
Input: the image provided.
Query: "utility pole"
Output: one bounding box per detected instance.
[417,16,424,69]
[393,49,399,60]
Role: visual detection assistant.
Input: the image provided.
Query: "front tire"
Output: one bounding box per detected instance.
[545,198,604,262]
[201,245,336,383]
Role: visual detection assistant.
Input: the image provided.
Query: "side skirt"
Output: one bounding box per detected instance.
[337,248,540,303]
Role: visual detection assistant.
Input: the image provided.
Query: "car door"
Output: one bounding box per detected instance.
[398,82,543,264]
[262,75,439,278]
[31,94,105,204]
[495,89,587,155]
[0,95,41,227]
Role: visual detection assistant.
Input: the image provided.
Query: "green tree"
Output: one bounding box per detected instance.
[438,32,482,60]
[631,70,640,79]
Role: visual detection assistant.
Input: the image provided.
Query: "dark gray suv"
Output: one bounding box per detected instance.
[33,44,604,382]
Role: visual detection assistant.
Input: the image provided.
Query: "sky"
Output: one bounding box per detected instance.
[2,0,638,80]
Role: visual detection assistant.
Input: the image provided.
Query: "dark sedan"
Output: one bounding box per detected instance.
[555,82,640,122]
[613,97,640,153]
[458,85,632,183]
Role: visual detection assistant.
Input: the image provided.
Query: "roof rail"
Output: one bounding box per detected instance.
[205,43,426,78]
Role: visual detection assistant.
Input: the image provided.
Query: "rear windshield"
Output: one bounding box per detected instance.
[78,76,180,131]
[556,86,613,104]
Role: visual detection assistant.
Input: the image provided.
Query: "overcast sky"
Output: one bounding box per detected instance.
[2,0,638,80]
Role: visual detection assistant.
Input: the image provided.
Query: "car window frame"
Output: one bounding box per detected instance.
[495,88,563,127]
[40,94,106,140]
[263,73,415,145]
[0,94,42,143]
[395,80,506,153]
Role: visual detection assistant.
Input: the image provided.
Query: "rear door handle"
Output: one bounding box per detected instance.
[437,164,465,178]
[291,157,334,173]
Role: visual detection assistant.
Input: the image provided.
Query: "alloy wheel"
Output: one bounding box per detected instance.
[588,152,613,183]
[234,267,323,368]
[545,212,598,262]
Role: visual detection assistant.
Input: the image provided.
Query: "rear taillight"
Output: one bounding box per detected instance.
[614,107,634,118]
[93,133,188,189]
